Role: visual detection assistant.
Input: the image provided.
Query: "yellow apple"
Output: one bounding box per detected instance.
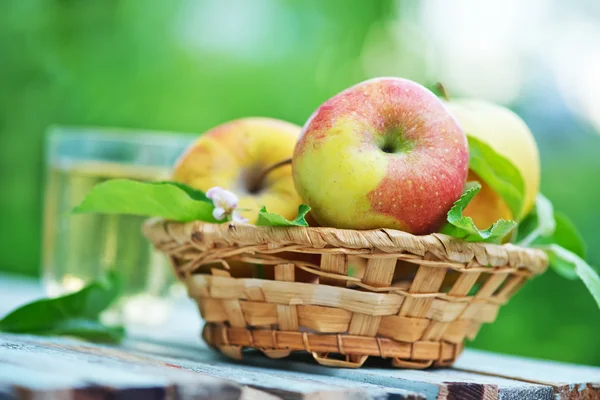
[445,99,540,227]
[172,117,302,223]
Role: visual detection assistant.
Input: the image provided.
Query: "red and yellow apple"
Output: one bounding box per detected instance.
[172,117,303,223]
[445,100,540,227]
[292,77,469,234]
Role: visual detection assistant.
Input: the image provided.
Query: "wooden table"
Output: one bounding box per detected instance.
[0,274,598,400]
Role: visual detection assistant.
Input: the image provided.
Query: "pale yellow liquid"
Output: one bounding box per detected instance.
[42,161,183,326]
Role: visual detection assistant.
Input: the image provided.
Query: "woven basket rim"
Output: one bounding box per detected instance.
[143,218,548,275]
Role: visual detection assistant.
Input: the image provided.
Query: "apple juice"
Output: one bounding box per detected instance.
[42,161,181,326]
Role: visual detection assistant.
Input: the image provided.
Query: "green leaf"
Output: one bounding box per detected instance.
[546,248,579,280]
[0,271,124,343]
[525,212,586,258]
[551,213,586,257]
[43,319,125,343]
[73,179,218,223]
[468,136,526,219]
[517,195,586,258]
[256,204,311,227]
[516,194,556,246]
[165,181,211,203]
[440,182,517,243]
[543,245,600,309]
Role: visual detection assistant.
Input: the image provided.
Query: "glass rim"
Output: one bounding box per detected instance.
[46,124,196,148]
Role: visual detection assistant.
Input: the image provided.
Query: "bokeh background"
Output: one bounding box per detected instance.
[1,0,599,365]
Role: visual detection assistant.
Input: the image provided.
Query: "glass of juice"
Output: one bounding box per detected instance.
[42,126,194,326]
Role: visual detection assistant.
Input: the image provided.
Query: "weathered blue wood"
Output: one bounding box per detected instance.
[127,301,600,400]
[0,335,254,400]
[126,340,424,399]
[454,349,600,398]
[123,337,558,400]
[0,364,79,399]
[127,302,600,400]
[1,275,599,400]
[122,334,600,400]
[0,392,13,400]
[0,334,423,399]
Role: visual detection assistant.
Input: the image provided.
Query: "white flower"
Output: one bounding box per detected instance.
[212,206,227,220]
[231,211,248,223]
[206,186,248,223]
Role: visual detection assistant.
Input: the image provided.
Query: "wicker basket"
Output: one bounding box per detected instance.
[143,219,548,369]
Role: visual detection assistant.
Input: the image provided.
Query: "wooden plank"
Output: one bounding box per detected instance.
[1,276,600,400]
[166,356,422,399]
[243,353,554,400]
[0,364,81,400]
[0,334,423,400]
[126,340,425,399]
[454,349,600,399]
[0,334,269,400]
[121,339,426,399]
[127,309,598,400]
[427,369,551,400]
[130,335,561,400]
[121,334,560,400]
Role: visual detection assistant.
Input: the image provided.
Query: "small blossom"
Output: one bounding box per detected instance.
[232,211,249,223]
[207,187,238,207]
[206,186,247,223]
[212,207,226,220]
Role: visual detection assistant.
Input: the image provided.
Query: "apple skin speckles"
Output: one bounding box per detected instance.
[293,77,469,234]
[368,151,468,234]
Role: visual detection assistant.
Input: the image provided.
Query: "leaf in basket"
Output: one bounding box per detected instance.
[73,179,219,223]
[468,136,526,219]
[440,182,517,243]
[542,245,600,308]
[0,270,124,343]
[256,204,311,227]
[166,181,212,203]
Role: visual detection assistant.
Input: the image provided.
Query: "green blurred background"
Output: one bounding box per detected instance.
[1,0,599,365]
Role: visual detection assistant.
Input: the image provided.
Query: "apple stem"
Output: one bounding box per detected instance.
[248,158,292,193]
[436,82,450,101]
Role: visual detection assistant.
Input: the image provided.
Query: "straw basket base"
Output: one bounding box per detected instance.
[202,323,464,369]
[144,220,548,370]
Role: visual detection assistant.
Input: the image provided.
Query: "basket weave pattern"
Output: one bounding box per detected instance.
[144,220,548,369]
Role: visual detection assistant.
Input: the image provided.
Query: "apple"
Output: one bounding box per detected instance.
[445,99,540,227]
[172,117,303,223]
[292,77,469,234]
